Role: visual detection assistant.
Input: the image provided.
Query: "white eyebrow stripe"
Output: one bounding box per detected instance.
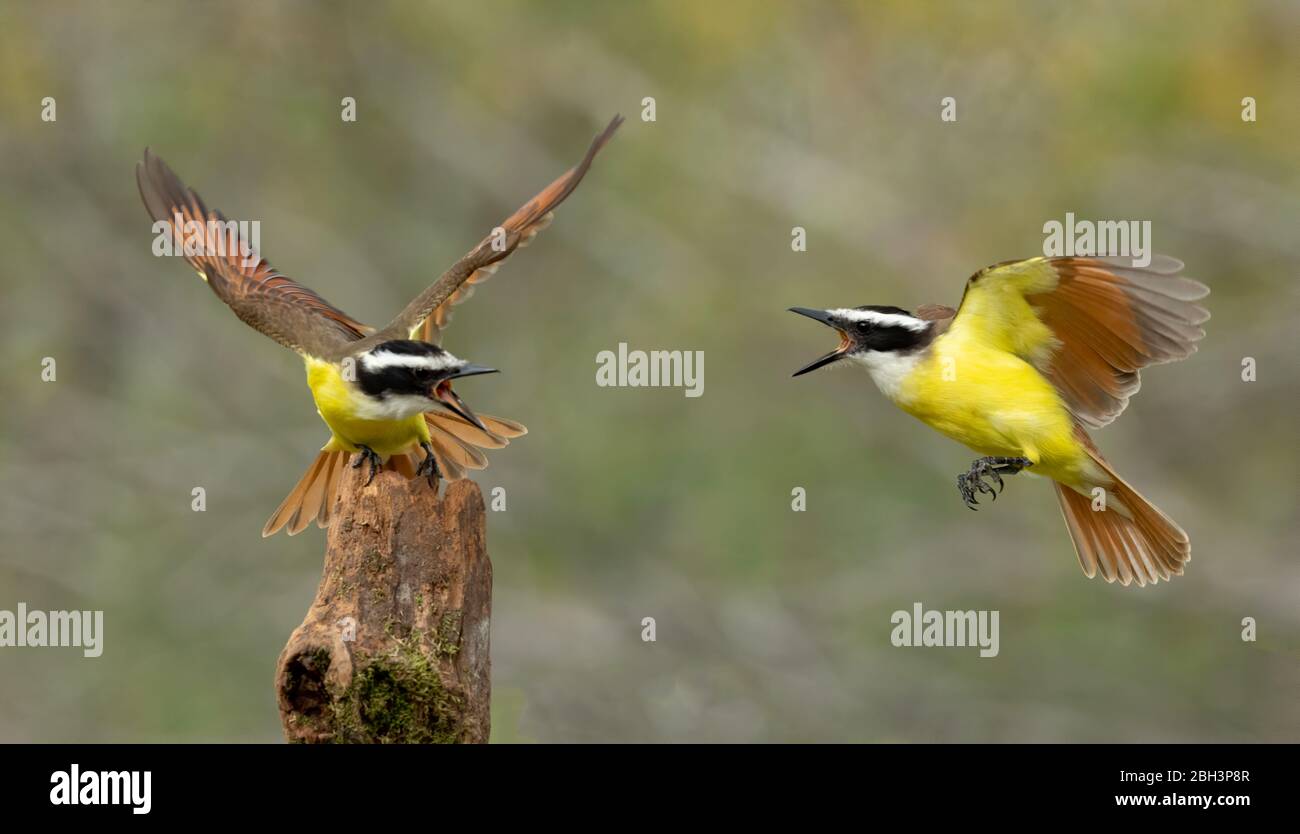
[828,308,928,332]
[359,350,462,372]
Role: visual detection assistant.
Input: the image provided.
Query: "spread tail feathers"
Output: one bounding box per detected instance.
[262,412,527,537]
[1054,445,1190,586]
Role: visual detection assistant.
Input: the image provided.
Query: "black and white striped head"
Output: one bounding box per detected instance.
[788,306,931,376]
[354,340,497,428]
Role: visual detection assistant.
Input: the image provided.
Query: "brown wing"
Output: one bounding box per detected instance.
[948,256,1209,428]
[415,214,554,344]
[137,149,369,359]
[369,114,624,348]
[1032,256,1209,428]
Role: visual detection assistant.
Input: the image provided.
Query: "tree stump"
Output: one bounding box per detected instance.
[275,472,492,743]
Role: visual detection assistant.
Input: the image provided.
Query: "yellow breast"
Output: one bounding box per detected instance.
[304,358,430,457]
[890,333,1093,487]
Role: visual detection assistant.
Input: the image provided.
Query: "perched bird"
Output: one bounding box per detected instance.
[138,115,622,536]
[790,256,1209,586]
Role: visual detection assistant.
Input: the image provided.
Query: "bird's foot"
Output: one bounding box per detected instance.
[956,456,1033,510]
[416,441,441,488]
[351,445,382,486]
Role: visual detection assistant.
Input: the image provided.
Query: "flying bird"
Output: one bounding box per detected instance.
[790,255,1209,586]
[138,115,622,536]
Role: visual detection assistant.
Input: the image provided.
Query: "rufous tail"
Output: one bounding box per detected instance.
[1054,444,1190,587]
[262,412,526,537]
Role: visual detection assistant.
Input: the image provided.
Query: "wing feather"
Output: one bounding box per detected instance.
[137,149,369,359]
[949,256,1208,428]
[369,115,623,348]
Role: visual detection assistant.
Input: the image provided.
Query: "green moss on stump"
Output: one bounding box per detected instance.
[437,612,463,657]
[330,635,463,744]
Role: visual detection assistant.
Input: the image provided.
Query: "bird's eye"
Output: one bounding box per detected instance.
[857,321,871,332]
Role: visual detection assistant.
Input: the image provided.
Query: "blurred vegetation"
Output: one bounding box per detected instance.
[0,0,1296,742]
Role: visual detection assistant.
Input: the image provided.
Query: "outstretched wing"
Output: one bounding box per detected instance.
[947,256,1209,428]
[412,214,553,344]
[367,114,624,348]
[137,149,370,358]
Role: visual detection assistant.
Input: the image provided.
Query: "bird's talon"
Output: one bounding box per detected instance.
[956,456,1031,509]
[354,446,382,486]
[958,473,983,509]
[417,442,441,488]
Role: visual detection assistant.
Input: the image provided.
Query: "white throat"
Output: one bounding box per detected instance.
[350,391,435,421]
[848,350,921,402]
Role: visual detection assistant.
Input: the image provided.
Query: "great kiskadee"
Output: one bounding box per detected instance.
[790,255,1209,586]
[138,116,622,536]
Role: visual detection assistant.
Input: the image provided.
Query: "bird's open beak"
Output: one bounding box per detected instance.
[788,308,851,377]
[433,365,498,431]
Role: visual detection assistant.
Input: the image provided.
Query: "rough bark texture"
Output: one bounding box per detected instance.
[275,473,492,743]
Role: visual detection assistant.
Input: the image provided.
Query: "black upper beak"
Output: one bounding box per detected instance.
[788,307,837,327]
[788,308,850,377]
[448,363,499,380]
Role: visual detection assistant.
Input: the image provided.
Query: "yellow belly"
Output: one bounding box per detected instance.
[894,334,1096,488]
[305,358,430,458]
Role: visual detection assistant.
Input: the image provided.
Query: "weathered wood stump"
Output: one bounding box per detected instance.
[275,472,492,743]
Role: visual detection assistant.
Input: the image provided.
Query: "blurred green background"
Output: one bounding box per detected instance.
[1,0,1296,742]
